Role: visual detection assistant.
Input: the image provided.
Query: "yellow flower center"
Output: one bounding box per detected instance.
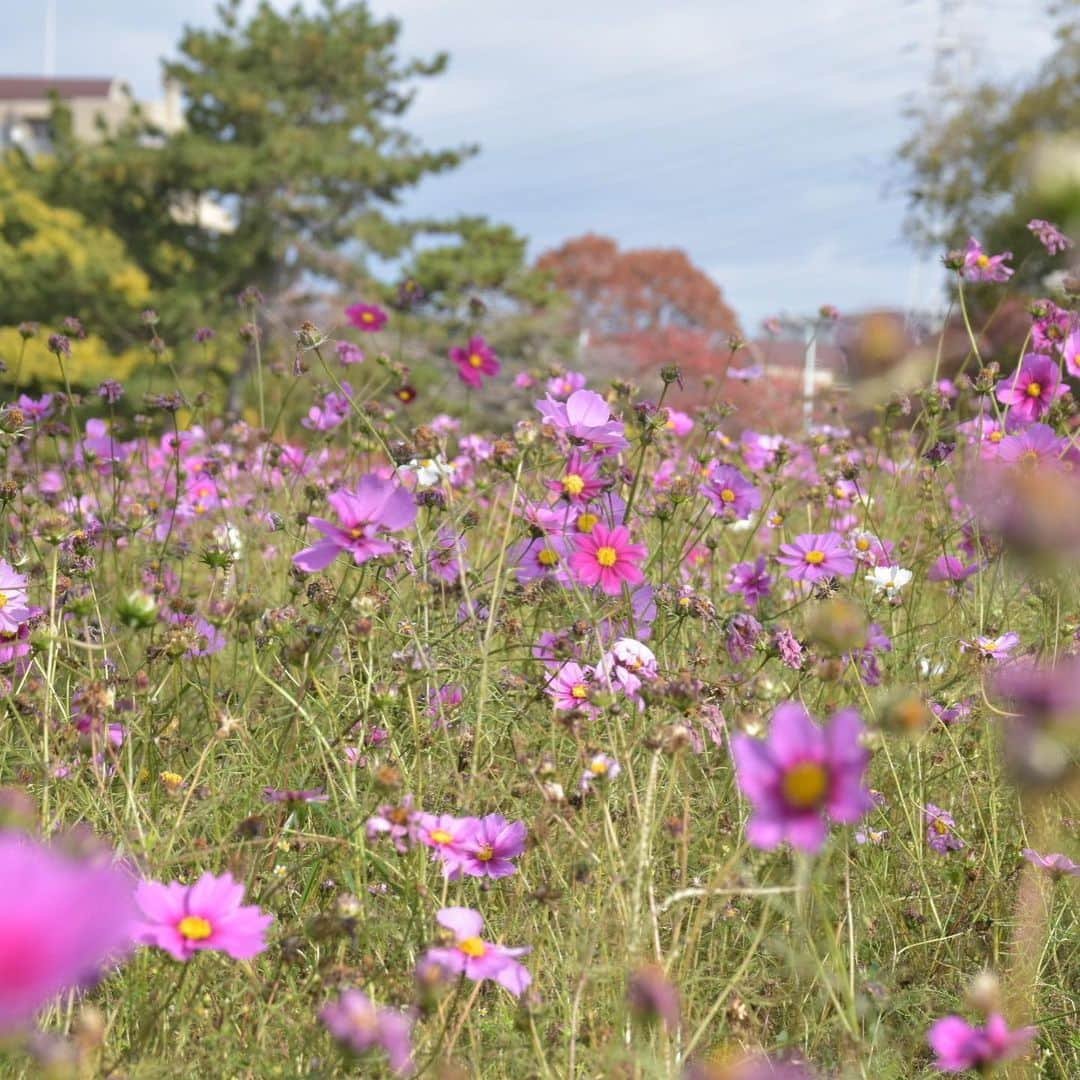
[349,526,366,539]
[576,513,598,534]
[361,311,375,323]
[537,548,560,567]
[804,550,826,565]
[159,770,184,787]
[989,430,1004,443]
[177,915,213,941]
[596,546,618,567]
[429,829,454,845]
[781,761,829,809]
[855,537,870,552]
[562,473,586,496]
[932,818,949,835]
[476,844,495,862]
[458,936,487,958]
[976,254,990,268]
[720,488,736,503]
[1026,382,1042,398]
[589,759,609,775]
[0,594,7,611]
[468,353,483,368]
[570,684,588,700]
[769,513,784,526]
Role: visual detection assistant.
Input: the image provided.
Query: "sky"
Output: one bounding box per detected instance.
[0,0,1057,330]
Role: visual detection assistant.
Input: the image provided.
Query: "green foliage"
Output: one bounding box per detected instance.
[0,168,150,338]
[899,3,1080,285]
[8,0,545,343]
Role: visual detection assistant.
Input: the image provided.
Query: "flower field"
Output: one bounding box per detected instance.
[0,237,1078,1079]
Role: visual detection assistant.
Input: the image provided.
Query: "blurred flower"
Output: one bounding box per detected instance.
[732,702,872,854]
[345,303,388,332]
[628,964,681,1032]
[320,988,413,1075]
[962,237,1013,282]
[1021,848,1080,879]
[0,831,137,1033]
[1027,218,1072,255]
[450,335,501,389]
[927,1013,1034,1073]
[924,805,964,854]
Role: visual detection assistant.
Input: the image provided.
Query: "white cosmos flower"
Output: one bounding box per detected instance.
[866,565,912,599]
[399,455,454,488]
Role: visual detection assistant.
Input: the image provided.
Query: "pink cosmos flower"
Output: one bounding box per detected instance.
[727,556,773,606]
[1021,849,1080,878]
[963,237,1014,282]
[580,752,621,792]
[546,661,596,712]
[924,804,964,854]
[535,389,630,453]
[776,532,856,583]
[366,795,419,853]
[568,523,647,595]
[134,871,273,961]
[345,303,388,332]
[996,423,1070,468]
[700,463,761,520]
[960,631,1020,663]
[732,702,873,854]
[546,451,608,503]
[0,832,137,1033]
[546,371,587,398]
[293,475,417,572]
[995,354,1065,423]
[663,408,694,436]
[1027,218,1072,255]
[510,534,571,586]
[320,988,414,1075]
[0,560,31,635]
[927,1013,1035,1072]
[928,555,980,584]
[415,813,476,878]
[1062,327,1080,379]
[450,335,500,389]
[422,907,531,996]
[456,814,527,879]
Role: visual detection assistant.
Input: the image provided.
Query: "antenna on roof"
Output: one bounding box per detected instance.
[44,0,57,77]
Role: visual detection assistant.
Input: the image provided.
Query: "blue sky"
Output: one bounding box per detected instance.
[0,0,1056,329]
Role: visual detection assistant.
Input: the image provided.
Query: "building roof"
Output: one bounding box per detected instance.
[0,76,118,101]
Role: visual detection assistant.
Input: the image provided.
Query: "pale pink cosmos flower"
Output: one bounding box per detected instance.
[535,389,630,453]
[1027,218,1072,255]
[134,871,272,961]
[776,533,856,583]
[422,907,531,996]
[415,813,477,878]
[1021,848,1080,878]
[456,814,527,879]
[0,561,31,635]
[962,237,1014,282]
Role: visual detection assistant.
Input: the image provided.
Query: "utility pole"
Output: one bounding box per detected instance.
[802,321,817,431]
[44,0,57,77]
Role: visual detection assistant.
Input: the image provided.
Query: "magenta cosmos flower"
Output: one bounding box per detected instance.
[776,533,856,583]
[535,389,630,453]
[927,1013,1035,1072]
[450,335,500,389]
[1062,328,1080,378]
[0,560,31,635]
[995,354,1065,423]
[320,988,414,1075]
[294,475,417,572]
[456,814,527,879]
[345,302,388,332]
[422,907,531,996]
[732,702,873,853]
[0,832,137,1033]
[963,237,1013,282]
[568,522,647,595]
[134,871,272,961]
